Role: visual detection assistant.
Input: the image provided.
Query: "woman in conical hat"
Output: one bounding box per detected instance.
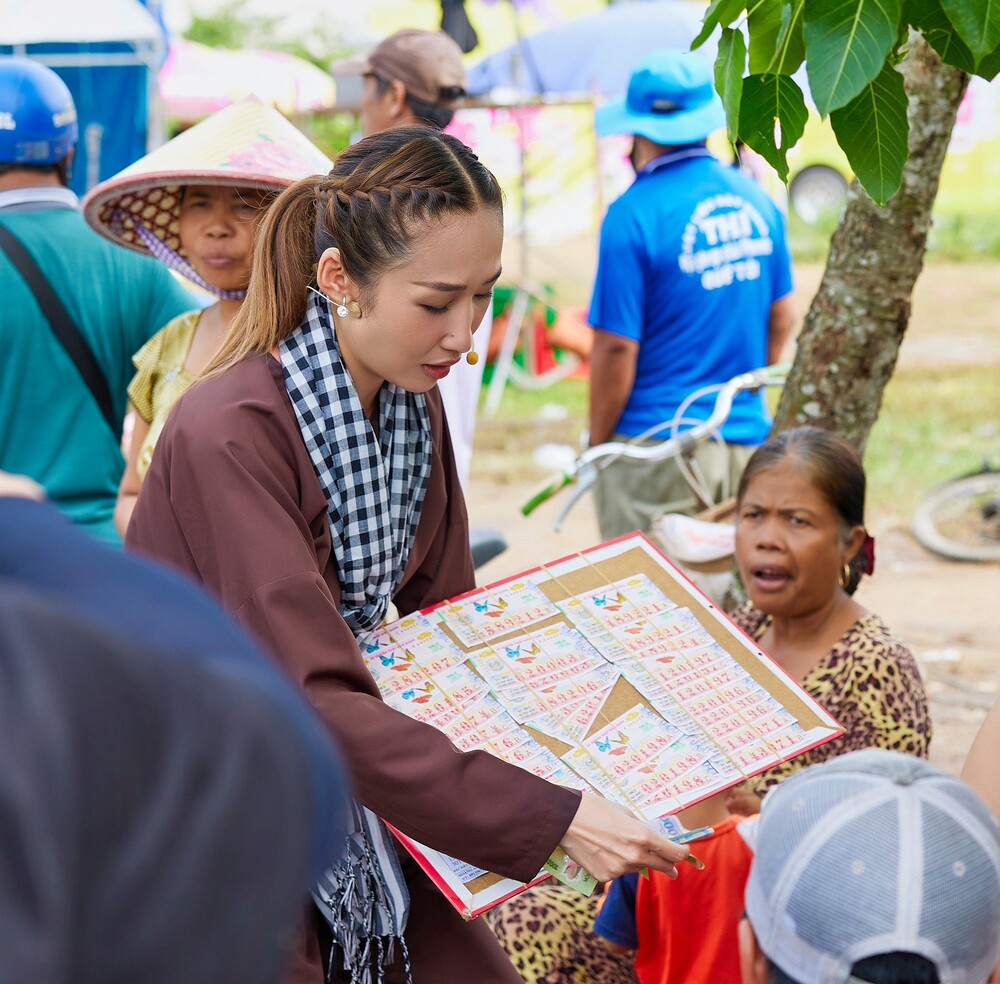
[83,96,331,534]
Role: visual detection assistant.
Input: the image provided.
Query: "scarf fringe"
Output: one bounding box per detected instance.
[314,808,412,984]
[324,932,412,984]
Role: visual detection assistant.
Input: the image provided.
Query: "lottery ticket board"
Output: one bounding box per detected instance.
[363,533,843,918]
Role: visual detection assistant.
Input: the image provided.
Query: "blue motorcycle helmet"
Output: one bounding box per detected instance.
[0,56,78,166]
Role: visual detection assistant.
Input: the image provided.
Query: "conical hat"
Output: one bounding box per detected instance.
[82,96,332,258]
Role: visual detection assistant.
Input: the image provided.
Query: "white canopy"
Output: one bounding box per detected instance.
[0,0,161,46]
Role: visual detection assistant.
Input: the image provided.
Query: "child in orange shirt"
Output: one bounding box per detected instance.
[594,792,756,984]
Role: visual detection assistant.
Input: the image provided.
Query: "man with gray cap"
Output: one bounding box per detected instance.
[587,50,797,540]
[332,29,485,491]
[740,749,1000,984]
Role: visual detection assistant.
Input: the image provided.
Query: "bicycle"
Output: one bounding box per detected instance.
[520,365,789,603]
[911,463,1000,562]
[521,365,788,527]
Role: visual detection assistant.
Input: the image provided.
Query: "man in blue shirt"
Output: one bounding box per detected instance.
[587,51,797,540]
[0,57,193,545]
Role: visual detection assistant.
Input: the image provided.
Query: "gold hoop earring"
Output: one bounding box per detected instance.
[839,563,851,589]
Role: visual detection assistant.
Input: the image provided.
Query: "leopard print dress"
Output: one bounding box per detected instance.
[731,604,932,796]
[486,882,638,984]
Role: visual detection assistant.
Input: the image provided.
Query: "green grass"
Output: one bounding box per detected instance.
[865,365,1000,525]
[787,210,839,263]
[473,377,588,484]
[925,214,1000,262]
[482,376,589,420]
[786,208,1000,264]
[473,366,1000,525]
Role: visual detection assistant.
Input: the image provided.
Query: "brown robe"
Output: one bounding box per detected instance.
[127,354,581,983]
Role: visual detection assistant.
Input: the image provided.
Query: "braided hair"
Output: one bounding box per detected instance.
[204,126,503,377]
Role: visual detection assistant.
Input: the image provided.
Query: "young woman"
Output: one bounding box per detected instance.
[126,126,686,984]
[81,97,332,536]
[725,426,931,815]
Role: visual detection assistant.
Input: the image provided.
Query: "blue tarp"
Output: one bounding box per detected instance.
[0,0,166,195]
[0,42,148,195]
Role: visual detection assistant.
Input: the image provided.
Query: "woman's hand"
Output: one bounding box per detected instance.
[559,793,688,882]
[724,782,763,817]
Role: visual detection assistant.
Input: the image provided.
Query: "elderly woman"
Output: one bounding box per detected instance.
[725,426,931,814]
[82,97,332,536]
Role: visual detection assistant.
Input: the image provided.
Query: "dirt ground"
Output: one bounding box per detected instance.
[466,261,1000,778]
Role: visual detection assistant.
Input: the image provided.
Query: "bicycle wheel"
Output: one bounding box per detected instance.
[912,471,1000,562]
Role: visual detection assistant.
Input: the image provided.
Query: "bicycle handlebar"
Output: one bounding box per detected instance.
[520,364,789,528]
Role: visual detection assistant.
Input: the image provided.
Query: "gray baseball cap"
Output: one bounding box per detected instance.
[746,749,1000,984]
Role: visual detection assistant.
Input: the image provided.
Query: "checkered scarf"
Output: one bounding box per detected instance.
[280,291,432,641]
[280,291,431,982]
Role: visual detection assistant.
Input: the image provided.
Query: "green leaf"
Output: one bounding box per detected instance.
[737,73,809,181]
[749,2,784,72]
[830,59,909,204]
[692,0,746,51]
[717,27,747,142]
[906,0,976,72]
[804,0,904,116]
[774,0,808,73]
[884,10,911,66]
[978,40,1000,79]
[940,0,1000,65]
[749,0,806,74]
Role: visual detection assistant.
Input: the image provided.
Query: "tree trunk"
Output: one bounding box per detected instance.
[772,36,969,453]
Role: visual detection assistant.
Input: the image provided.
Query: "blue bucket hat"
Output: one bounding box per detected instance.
[595,50,725,145]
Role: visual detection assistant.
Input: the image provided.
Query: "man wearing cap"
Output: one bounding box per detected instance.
[332,28,468,136]
[587,50,797,540]
[0,57,193,546]
[740,749,1000,984]
[331,29,485,491]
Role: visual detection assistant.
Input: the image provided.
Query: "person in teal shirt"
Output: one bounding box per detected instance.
[0,57,193,545]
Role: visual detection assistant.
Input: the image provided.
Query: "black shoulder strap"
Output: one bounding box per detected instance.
[0,222,118,435]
